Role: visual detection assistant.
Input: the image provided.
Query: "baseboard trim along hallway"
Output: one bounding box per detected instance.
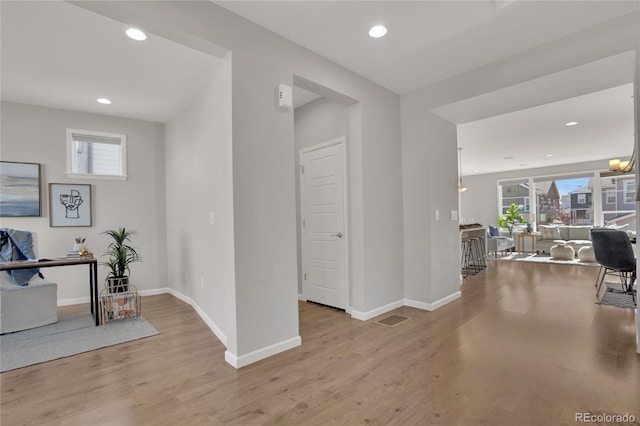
[225,336,302,368]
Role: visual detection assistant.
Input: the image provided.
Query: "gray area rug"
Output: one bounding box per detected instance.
[1,312,159,372]
[597,282,636,309]
[495,252,599,267]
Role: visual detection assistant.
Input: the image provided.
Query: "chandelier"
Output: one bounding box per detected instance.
[608,147,635,173]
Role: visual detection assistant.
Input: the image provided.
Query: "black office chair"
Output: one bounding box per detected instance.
[590,229,636,304]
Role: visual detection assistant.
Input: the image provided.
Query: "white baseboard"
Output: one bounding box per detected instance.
[224,335,302,369]
[139,287,171,296]
[350,299,404,321]
[298,293,307,301]
[57,296,89,307]
[56,286,227,349]
[404,291,461,311]
[57,287,170,307]
[167,288,228,347]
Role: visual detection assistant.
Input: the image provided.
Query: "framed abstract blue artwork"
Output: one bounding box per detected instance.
[0,161,41,217]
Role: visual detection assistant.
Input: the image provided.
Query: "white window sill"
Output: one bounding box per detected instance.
[65,173,128,181]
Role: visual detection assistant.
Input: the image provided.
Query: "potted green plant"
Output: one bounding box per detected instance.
[102,227,140,293]
[498,203,524,237]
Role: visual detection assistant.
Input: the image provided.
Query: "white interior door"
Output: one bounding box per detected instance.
[300,140,347,309]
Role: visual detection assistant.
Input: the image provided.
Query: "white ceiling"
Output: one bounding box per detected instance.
[458,83,635,176]
[1,1,638,175]
[0,1,216,123]
[216,0,639,94]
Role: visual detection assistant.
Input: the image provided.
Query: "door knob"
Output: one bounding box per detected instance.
[331,232,343,238]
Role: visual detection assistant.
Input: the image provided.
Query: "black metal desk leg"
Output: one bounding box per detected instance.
[91,263,99,326]
[90,266,94,315]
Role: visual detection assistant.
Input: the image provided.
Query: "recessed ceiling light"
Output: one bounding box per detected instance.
[125,28,147,41]
[368,25,387,38]
[473,169,480,173]
[97,98,112,105]
[545,154,553,157]
[565,121,578,126]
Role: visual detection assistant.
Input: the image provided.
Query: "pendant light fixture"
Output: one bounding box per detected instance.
[458,147,468,192]
[608,146,636,174]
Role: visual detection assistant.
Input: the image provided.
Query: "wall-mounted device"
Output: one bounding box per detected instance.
[278,84,293,109]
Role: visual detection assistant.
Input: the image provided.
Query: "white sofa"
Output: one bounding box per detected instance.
[535,225,593,254]
[0,230,58,334]
[506,224,629,256]
[1,274,58,334]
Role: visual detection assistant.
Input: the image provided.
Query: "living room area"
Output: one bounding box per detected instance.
[456,70,638,258]
[454,51,638,312]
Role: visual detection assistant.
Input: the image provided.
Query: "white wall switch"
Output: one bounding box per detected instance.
[209,211,215,225]
[450,210,458,220]
[435,209,440,221]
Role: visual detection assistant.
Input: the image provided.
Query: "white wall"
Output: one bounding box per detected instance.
[293,98,350,295]
[459,159,610,228]
[400,107,460,307]
[164,55,236,351]
[0,101,166,304]
[76,1,403,362]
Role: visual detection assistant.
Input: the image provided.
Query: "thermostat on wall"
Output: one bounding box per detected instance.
[278,84,293,109]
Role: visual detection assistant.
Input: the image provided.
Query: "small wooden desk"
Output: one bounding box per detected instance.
[517,233,540,254]
[1,258,99,326]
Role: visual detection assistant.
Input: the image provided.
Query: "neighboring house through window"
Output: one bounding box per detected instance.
[624,180,635,203]
[605,190,616,204]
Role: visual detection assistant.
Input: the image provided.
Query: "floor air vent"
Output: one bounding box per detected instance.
[374,314,411,328]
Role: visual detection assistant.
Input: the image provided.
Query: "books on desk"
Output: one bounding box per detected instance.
[67,251,94,259]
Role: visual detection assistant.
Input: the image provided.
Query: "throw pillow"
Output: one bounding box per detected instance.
[0,228,40,286]
[488,225,500,237]
[567,226,591,241]
[539,225,561,240]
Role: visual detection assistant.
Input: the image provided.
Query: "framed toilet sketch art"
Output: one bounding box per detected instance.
[49,183,92,227]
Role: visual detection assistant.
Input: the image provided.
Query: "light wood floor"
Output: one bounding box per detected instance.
[2,260,639,425]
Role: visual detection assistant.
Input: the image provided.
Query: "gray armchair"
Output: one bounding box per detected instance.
[486,225,514,257]
[487,236,515,257]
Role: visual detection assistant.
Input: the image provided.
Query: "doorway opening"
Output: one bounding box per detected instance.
[292,75,359,313]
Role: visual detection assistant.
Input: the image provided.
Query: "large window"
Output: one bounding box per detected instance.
[532,176,590,225]
[500,171,638,231]
[601,175,636,231]
[500,173,637,231]
[500,182,529,214]
[66,129,127,179]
